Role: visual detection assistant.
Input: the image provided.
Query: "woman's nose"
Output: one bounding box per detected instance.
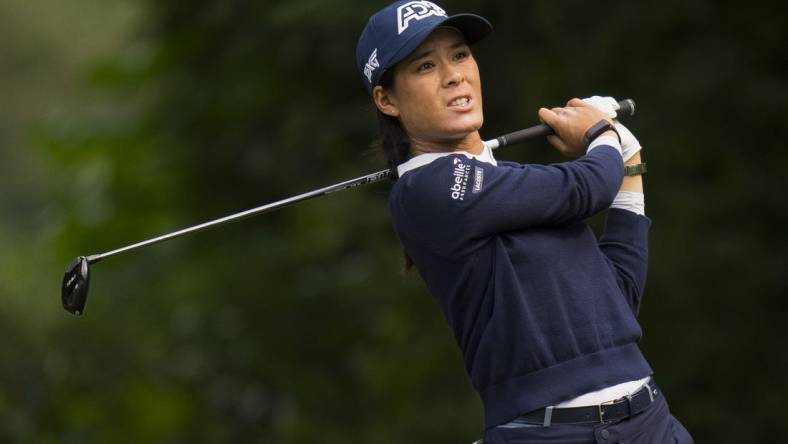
[442,66,464,87]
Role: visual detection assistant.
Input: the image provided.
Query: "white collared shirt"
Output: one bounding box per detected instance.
[397,141,497,178]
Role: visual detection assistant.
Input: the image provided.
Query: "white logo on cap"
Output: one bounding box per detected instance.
[397,1,447,35]
[364,48,379,83]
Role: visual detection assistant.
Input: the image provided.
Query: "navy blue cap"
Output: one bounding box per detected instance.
[356,1,492,93]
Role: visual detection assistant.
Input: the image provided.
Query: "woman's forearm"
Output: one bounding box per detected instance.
[620,152,643,193]
[610,151,645,215]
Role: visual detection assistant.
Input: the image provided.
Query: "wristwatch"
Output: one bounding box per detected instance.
[624,163,647,176]
[583,119,621,148]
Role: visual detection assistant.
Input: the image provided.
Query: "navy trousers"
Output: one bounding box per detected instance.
[482,395,693,444]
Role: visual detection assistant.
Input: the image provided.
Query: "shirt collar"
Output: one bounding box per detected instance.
[396,141,497,177]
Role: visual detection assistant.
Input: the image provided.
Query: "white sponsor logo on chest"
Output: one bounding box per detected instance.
[450,157,470,200]
[397,1,447,34]
[472,166,484,193]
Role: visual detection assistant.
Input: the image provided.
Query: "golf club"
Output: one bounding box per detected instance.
[61,99,636,315]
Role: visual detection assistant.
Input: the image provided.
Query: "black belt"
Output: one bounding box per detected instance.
[515,379,661,426]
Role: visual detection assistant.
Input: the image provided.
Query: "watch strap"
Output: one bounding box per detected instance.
[624,162,647,176]
[583,119,621,148]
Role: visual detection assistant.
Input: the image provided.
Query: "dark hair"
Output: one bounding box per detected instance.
[375,70,414,272]
[376,71,411,178]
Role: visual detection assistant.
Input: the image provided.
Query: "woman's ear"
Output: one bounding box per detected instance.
[373,85,400,117]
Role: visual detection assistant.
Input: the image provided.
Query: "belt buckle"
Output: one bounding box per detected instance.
[598,399,617,424]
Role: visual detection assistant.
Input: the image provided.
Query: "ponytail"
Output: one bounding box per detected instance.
[375,71,410,178]
[375,71,414,272]
[377,111,411,177]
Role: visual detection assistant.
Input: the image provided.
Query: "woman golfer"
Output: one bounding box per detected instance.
[356,2,692,443]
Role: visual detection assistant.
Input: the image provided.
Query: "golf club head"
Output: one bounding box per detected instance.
[62,256,90,315]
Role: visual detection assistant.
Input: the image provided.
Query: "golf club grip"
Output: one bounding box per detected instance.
[493,99,635,149]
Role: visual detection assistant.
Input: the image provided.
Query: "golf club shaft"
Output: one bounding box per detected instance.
[86,169,392,263]
[86,99,635,264]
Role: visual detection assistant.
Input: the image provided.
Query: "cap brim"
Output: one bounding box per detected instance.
[441,13,493,45]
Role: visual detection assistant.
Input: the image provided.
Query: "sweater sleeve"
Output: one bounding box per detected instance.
[598,208,651,315]
[394,145,624,257]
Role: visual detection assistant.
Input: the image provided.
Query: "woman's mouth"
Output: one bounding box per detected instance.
[448,96,472,108]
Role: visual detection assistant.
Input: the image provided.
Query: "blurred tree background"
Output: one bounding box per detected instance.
[0,0,785,442]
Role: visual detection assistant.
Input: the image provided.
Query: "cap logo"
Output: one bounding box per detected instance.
[397,1,447,34]
[363,48,380,83]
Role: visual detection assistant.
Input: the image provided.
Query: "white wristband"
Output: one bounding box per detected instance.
[587,134,622,157]
[611,191,645,216]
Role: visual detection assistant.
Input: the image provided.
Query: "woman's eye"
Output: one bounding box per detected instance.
[454,51,469,61]
[417,62,434,72]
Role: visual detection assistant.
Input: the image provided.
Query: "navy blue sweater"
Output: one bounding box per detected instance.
[389,145,652,429]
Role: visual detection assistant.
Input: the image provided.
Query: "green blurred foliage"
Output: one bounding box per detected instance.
[0,0,785,442]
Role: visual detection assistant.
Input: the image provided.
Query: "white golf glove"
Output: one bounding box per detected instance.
[582,96,642,161]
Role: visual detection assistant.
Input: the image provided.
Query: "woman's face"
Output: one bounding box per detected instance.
[374,27,483,146]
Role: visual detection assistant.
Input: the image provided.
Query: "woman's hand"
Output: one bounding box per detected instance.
[538,98,615,158]
[581,96,642,161]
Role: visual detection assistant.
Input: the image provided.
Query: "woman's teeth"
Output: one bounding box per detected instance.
[450,97,470,106]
